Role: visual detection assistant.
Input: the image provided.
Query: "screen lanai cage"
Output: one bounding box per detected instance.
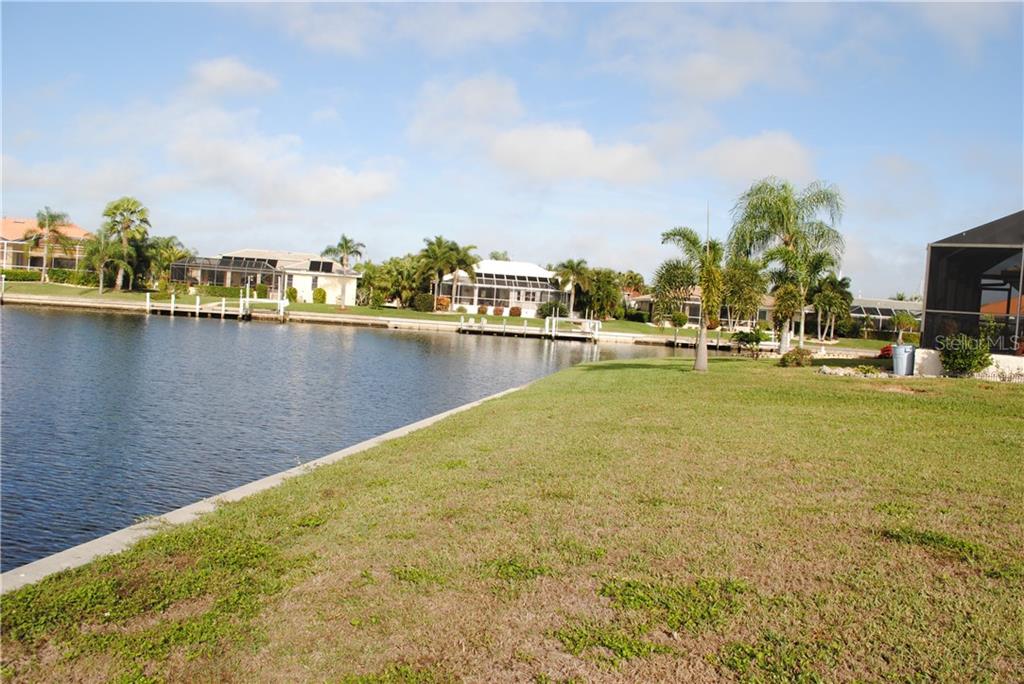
[923,210,1024,355]
[169,256,285,295]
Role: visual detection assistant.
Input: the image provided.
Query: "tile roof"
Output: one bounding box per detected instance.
[1,217,91,242]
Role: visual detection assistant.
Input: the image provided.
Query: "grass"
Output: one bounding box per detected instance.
[3,282,233,306]
[2,358,1022,682]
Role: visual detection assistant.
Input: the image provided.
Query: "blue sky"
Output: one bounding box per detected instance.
[2,2,1021,297]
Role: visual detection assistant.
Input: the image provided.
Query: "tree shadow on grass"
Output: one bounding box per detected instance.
[578,357,751,372]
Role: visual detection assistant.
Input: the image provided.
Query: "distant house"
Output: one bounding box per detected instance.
[922,210,1023,355]
[170,248,360,305]
[1,217,92,271]
[439,259,565,317]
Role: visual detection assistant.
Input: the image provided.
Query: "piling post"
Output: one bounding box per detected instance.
[502,319,507,335]
[1,274,6,299]
[221,298,226,319]
[238,296,244,317]
[170,293,176,316]
[145,292,151,314]
[195,297,200,317]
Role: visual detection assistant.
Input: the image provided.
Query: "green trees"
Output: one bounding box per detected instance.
[771,283,803,354]
[722,256,768,330]
[555,259,591,317]
[619,270,646,295]
[82,229,132,295]
[811,274,853,340]
[581,268,621,319]
[147,236,192,288]
[730,178,845,348]
[447,242,480,309]
[419,236,455,299]
[488,250,510,261]
[652,259,696,324]
[661,227,724,373]
[23,207,73,282]
[101,197,151,291]
[321,234,365,269]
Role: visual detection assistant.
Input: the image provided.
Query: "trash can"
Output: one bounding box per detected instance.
[892,344,915,376]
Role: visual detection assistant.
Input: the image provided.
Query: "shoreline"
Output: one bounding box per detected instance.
[0,382,529,593]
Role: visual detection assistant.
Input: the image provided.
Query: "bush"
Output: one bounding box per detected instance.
[624,310,649,323]
[370,291,385,308]
[938,320,997,377]
[199,285,242,298]
[731,326,767,359]
[670,312,687,328]
[778,347,814,367]
[477,305,488,315]
[411,293,435,312]
[45,268,99,286]
[455,305,467,314]
[312,287,327,305]
[536,301,568,319]
[509,306,522,317]
[255,283,268,299]
[707,317,720,330]
[286,287,298,304]
[435,295,450,311]
[47,268,73,283]
[493,305,504,316]
[2,269,41,281]
[877,344,893,359]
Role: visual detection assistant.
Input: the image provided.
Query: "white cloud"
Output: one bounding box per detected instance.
[697,131,814,185]
[249,4,555,56]
[311,106,339,123]
[188,57,278,97]
[916,3,1018,59]
[408,74,524,144]
[490,125,659,184]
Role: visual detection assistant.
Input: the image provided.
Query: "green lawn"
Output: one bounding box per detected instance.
[2,282,237,307]
[3,359,1021,683]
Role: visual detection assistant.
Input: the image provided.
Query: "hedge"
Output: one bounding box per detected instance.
[412,293,435,312]
[47,269,99,287]
[312,287,327,304]
[2,269,41,282]
[198,285,244,298]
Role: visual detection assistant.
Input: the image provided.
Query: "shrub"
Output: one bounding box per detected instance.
[71,271,98,287]
[778,347,814,367]
[199,285,241,298]
[455,305,467,314]
[493,305,504,316]
[312,287,327,304]
[477,305,488,315]
[877,344,893,359]
[286,287,298,303]
[707,317,720,330]
[47,268,73,283]
[435,295,450,311]
[255,283,268,299]
[411,293,435,312]
[939,325,994,377]
[536,301,568,318]
[625,310,650,323]
[509,306,522,317]
[731,326,767,359]
[370,291,385,308]
[2,269,41,282]
[671,312,688,328]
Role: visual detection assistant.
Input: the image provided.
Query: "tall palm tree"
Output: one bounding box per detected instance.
[662,227,724,373]
[82,229,132,295]
[418,235,455,299]
[23,207,73,282]
[147,236,192,288]
[101,197,151,291]
[321,234,365,269]
[448,242,479,309]
[812,273,853,340]
[771,283,803,354]
[729,177,844,347]
[652,258,697,323]
[555,259,591,317]
[764,242,837,347]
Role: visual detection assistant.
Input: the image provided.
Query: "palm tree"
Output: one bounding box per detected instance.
[771,283,803,354]
[489,250,510,261]
[23,207,73,282]
[763,242,837,347]
[662,227,724,372]
[101,197,151,291]
[322,234,365,270]
[418,235,455,300]
[729,177,844,347]
[652,258,697,324]
[812,273,853,340]
[555,259,591,317]
[82,229,132,295]
[147,236,192,288]
[723,256,768,329]
[448,242,479,309]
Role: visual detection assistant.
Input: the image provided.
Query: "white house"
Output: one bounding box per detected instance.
[170,248,360,306]
[439,259,565,317]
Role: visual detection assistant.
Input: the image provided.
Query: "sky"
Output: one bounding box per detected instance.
[2,2,1021,297]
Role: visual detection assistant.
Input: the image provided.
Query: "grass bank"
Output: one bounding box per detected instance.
[3,358,1020,682]
[2,282,230,307]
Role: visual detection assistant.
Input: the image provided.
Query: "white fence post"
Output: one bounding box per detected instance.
[146,292,151,314]
[170,293,176,316]
[238,296,244,316]
[195,297,200,317]
[221,298,226,319]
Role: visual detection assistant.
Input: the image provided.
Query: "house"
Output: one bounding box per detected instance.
[439,259,565,317]
[922,210,1023,355]
[170,248,360,305]
[1,217,92,271]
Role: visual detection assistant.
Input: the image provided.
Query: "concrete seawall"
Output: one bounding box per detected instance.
[0,383,529,594]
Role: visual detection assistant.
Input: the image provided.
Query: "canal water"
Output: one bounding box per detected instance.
[0,306,684,571]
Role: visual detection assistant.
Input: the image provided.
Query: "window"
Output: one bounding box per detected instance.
[311,276,319,290]
[286,274,294,289]
[524,291,537,302]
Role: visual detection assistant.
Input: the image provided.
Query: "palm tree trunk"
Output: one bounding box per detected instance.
[779,320,792,355]
[41,242,49,282]
[568,282,576,318]
[98,266,104,295]
[816,311,822,340]
[798,307,807,348]
[694,320,709,372]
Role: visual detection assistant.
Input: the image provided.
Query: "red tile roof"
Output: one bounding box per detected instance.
[1,217,91,242]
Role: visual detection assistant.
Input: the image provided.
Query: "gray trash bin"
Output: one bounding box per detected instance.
[892,344,915,376]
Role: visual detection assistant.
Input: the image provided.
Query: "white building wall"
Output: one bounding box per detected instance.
[288,272,358,305]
